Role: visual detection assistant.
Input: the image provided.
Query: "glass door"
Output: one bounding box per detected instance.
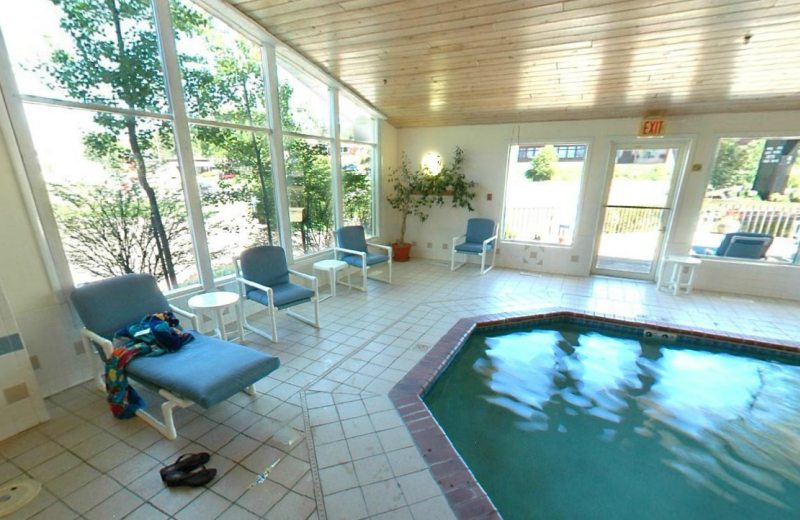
[592,141,688,280]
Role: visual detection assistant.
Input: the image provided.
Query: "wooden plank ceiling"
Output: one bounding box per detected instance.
[230,0,800,127]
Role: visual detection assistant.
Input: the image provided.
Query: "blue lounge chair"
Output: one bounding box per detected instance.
[234,245,320,343]
[70,273,280,439]
[334,226,392,292]
[716,232,773,259]
[451,218,499,274]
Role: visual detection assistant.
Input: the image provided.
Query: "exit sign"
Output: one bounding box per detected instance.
[640,118,665,137]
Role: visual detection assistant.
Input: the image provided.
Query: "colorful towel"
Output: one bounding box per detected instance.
[107,311,193,419]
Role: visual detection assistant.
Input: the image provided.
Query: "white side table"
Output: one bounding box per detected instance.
[313,259,350,301]
[658,255,702,295]
[188,291,245,343]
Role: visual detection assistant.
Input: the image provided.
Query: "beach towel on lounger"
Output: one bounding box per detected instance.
[107,311,193,419]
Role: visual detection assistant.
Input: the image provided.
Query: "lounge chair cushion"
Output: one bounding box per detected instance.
[455,242,493,254]
[71,273,171,339]
[342,252,389,268]
[126,331,279,408]
[465,218,496,244]
[246,282,315,309]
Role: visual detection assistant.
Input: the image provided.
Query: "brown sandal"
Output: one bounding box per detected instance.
[159,453,210,481]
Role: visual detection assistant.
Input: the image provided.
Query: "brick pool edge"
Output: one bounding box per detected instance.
[388,306,800,520]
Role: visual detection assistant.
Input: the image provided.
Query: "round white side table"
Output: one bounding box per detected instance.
[188,291,245,343]
[658,255,702,295]
[313,259,350,301]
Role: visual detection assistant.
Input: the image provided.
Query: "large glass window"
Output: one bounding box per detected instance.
[502,143,588,245]
[25,104,198,289]
[191,125,279,277]
[339,93,374,142]
[284,137,334,256]
[342,145,375,235]
[691,138,800,264]
[0,0,380,290]
[0,0,169,113]
[173,0,268,127]
[278,62,330,136]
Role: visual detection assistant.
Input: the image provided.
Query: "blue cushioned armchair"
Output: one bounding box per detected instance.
[70,274,280,439]
[451,218,499,275]
[234,246,320,343]
[716,232,774,259]
[334,226,392,292]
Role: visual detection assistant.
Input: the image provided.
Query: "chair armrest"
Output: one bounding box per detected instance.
[334,246,366,260]
[367,243,393,258]
[81,328,114,359]
[236,277,274,306]
[452,234,467,247]
[289,269,319,291]
[483,234,498,246]
[170,304,199,330]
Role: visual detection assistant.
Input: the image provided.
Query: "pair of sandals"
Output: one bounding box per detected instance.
[159,452,217,487]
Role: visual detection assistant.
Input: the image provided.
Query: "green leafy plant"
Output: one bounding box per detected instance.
[524,145,558,182]
[386,146,476,245]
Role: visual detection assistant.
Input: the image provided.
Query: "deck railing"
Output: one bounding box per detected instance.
[700,199,800,238]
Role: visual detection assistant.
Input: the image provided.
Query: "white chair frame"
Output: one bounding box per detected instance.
[79,305,256,440]
[333,241,393,293]
[451,222,500,275]
[233,256,321,343]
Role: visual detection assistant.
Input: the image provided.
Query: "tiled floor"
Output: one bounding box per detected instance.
[3,258,800,520]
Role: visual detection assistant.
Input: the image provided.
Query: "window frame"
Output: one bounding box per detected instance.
[689,133,800,267]
[500,138,593,248]
[0,0,385,296]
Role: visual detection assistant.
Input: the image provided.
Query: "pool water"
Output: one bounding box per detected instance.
[424,324,800,520]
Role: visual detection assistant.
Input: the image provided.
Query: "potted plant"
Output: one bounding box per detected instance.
[386,147,476,261]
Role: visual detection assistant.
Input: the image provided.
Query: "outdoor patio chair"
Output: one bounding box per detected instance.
[334,226,392,292]
[451,218,499,275]
[234,245,320,343]
[70,273,280,440]
[716,232,773,259]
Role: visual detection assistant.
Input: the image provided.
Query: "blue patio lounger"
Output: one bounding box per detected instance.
[70,273,280,440]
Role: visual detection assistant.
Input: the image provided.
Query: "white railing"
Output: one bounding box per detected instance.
[503,206,561,241]
[701,200,800,238]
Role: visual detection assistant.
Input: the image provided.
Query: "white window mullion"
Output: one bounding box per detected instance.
[373,119,381,238]
[151,0,214,290]
[0,29,74,300]
[262,44,293,262]
[330,87,343,230]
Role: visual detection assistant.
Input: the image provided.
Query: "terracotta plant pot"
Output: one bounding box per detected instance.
[392,243,412,262]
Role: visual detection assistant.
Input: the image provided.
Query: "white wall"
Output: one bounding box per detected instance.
[388,111,800,300]
[0,121,90,396]
[0,272,48,441]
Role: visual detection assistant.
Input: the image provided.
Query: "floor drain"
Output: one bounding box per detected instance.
[0,480,41,518]
[415,344,431,351]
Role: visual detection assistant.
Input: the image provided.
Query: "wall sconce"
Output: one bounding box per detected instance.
[421,152,443,176]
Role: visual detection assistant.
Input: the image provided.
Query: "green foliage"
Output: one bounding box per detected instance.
[386,146,476,244]
[710,139,765,191]
[284,139,334,253]
[342,154,373,229]
[41,0,208,288]
[524,145,558,182]
[51,179,193,280]
[43,0,354,282]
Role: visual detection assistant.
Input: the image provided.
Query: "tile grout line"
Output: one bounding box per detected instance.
[296,295,422,520]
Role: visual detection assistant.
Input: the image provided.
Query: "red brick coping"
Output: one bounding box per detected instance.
[388,306,800,520]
